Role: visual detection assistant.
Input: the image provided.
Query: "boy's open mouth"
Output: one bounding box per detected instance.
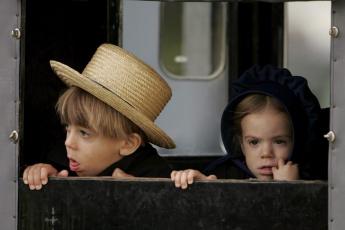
[69,159,80,171]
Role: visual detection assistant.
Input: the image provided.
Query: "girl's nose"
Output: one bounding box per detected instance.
[261,143,273,158]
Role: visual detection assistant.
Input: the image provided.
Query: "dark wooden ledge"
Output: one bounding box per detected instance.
[19,178,327,230]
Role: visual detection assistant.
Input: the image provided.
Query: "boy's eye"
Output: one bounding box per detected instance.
[64,125,70,133]
[80,129,90,137]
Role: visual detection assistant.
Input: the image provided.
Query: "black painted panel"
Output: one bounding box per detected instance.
[19,178,327,230]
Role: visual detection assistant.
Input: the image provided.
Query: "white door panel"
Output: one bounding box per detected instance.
[123,1,228,156]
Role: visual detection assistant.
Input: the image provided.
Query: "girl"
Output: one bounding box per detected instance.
[172,65,325,189]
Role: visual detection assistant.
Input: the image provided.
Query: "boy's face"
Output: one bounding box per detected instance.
[240,107,293,180]
[65,124,125,176]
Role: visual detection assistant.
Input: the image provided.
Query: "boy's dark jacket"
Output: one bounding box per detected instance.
[48,143,171,177]
[204,65,328,180]
[98,144,171,177]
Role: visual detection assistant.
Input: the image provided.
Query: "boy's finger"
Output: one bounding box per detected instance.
[40,167,49,185]
[57,170,69,177]
[180,171,188,189]
[26,167,37,190]
[207,175,217,180]
[187,171,195,184]
[23,166,30,184]
[174,172,182,188]
[32,167,43,190]
[112,168,134,178]
[170,171,177,181]
[113,168,126,178]
[26,168,34,188]
[112,168,121,177]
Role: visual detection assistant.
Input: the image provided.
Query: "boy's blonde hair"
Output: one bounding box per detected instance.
[56,87,147,140]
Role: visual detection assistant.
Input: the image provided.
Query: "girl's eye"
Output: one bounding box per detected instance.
[276,140,288,145]
[248,139,259,146]
[275,139,287,145]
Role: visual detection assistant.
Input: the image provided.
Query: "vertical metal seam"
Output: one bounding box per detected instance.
[14,0,20,229]
[329,3,335,229]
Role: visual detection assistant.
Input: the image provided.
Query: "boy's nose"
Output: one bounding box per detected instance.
[65,131,76,149]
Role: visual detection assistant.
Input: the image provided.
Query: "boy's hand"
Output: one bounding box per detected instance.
[112,168,135,178]
[23,163,68,190]
[272,159,299,181]
[170,169,217,190]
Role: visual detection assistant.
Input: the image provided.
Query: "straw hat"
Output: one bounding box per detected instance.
[50,43,175,149]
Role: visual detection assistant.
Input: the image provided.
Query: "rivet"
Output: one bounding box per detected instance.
[9,130,19,144]
[11,28,21,39]
[329,26,339,38]
[324,131,336,143]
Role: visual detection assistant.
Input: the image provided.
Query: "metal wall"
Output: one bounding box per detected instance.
[330,1,345,229]
[0,0,20,229]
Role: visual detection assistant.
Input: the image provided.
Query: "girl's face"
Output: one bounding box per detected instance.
[64,124,125,176]
[240,106,293,180]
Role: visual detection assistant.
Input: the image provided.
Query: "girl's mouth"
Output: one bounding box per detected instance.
[257,166,274,175]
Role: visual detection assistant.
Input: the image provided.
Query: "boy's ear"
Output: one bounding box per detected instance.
[119,133,142,156]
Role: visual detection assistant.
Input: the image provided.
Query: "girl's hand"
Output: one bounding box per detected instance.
[272,159,299,181]
[170,169,217,189]
[23,163,68,190]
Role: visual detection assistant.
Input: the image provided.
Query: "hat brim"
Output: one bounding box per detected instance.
[50,60,175,149]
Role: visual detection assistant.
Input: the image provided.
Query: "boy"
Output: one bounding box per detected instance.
[23,44,175,190]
